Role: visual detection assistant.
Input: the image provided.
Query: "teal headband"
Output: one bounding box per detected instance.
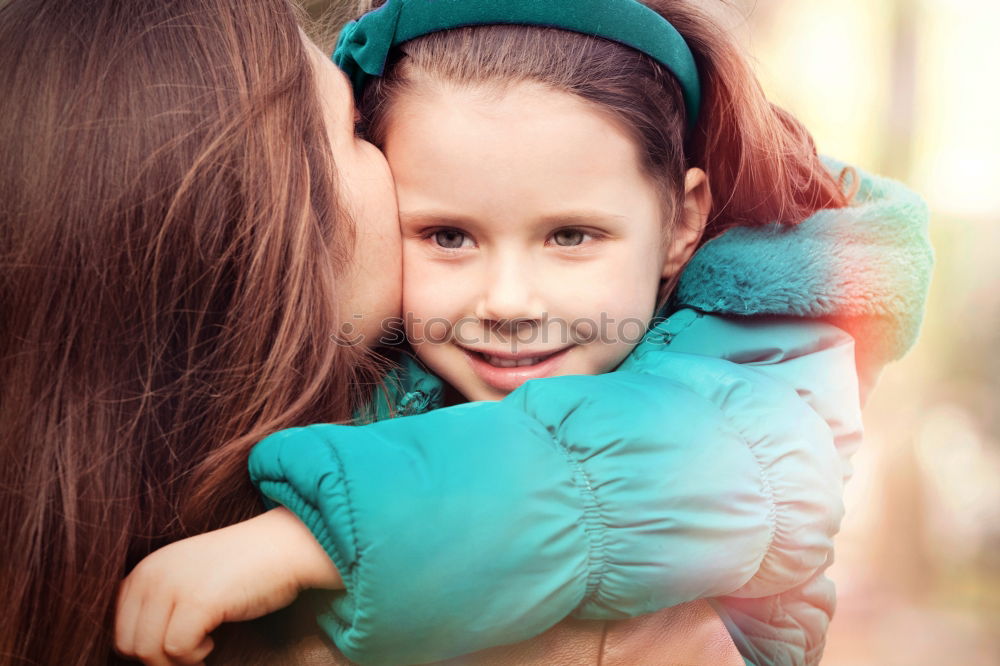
[334,0,702,129]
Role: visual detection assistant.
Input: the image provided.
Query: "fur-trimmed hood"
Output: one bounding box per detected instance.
[676,158,933,377]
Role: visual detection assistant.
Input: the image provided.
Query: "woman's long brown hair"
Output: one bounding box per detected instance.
[0,1,381,663]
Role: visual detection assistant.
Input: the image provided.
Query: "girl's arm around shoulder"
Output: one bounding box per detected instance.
[249,339,847,664]
[635,308,865,478]
[620,308,865,599]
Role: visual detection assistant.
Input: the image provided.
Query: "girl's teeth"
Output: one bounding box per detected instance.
[483,354,544,368]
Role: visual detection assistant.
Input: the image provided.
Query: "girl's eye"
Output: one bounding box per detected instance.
[432,229,471,249]
[552,229,589,247]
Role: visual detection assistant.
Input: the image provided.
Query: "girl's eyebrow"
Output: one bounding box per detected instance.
[400,211,628,226]
[398,212,477,227]
[536,212,629,226]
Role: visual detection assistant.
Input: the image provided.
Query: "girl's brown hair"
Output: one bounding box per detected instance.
[358,0,851,248]
[0,1,380,663]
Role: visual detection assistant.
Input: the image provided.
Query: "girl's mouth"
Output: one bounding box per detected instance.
[459,345,573,392]
[478,352,552,368]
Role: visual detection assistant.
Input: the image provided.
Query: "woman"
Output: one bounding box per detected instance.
[0,1,737,664]
[0,0,399,663]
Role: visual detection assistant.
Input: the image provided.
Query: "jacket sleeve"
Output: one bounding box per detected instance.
[249,339,845,665]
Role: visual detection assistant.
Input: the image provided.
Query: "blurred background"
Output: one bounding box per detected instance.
[305,1,1000,663]
[727,2,1000,664]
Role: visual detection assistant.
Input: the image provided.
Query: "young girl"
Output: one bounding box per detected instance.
[115,1,932,665]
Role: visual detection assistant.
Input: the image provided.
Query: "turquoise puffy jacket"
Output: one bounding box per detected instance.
[249,163,932,666]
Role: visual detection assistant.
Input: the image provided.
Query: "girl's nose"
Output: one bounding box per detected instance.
[473,256,545,327]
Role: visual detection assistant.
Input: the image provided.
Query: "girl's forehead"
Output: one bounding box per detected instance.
[385,81,661,228]
[385,82,645,177]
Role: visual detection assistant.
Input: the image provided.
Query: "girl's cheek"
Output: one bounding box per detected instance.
[403,263,461,320]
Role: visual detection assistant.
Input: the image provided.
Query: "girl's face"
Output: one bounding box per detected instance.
[386,81,703,401]
[308,39,402,346]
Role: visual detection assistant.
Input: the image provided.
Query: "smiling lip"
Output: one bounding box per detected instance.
[459,345,573,392]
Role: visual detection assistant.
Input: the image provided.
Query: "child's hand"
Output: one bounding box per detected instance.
[114,507,341,666]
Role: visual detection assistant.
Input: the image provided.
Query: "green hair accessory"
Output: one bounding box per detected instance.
[334,0,702,128]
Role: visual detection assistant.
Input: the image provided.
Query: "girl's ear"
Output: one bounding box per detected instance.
[662,167,711,279]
